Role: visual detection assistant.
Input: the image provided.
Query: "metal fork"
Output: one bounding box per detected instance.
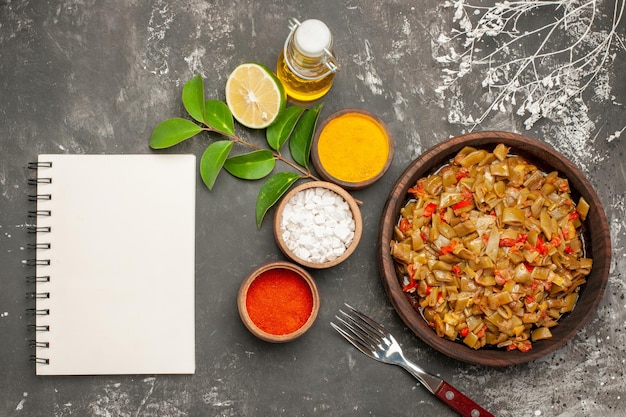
[331,304,494,417]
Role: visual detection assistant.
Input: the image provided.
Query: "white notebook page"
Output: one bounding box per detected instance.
[33,154,196,375]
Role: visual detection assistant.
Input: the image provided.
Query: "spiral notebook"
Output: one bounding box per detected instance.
[28,154,196,375]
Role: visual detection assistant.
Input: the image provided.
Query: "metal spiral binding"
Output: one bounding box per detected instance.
[28,178,52,185]
[27,160,52,367]
[24,259,50,266]
[26,308,50,316]
[26,275,50,283]
[30,356,50,365]
[28,210,51,218]
[26,292,50,299]
[26,243,51,249]
[27,226,51,234]
[28,194,51,202]
[27,325,49,332]
[28,161,52,169]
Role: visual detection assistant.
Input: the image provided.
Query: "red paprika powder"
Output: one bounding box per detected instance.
[245,268,314,335]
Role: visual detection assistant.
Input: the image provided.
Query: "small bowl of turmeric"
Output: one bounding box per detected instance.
[237,261,320,343]
[311,108,394,190]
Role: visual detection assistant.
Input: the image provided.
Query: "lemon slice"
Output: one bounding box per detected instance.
[225,63,286,129]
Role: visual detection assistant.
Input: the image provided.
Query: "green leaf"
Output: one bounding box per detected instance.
[182,74,206,124]
[200,140,233,190]
[256,172,301,228]
[224,150,275,180]
[205,100,234,135]
[289,102,324,169]
[150,118,203,149]
[266,106,305,151]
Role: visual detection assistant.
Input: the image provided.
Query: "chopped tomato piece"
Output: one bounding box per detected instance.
[475,325,486,338]
[423,202,438,217]
[399,218,411,233]
[455,167,469,181]
[407,264,415,279]
[453,199,472,211]
[461,187,473,200]
[530,279,539,292]
[440,240,457,255]
[494,270,507,286]
[499,238,516,247]
[536,236,548,256]
[408,180,426,197]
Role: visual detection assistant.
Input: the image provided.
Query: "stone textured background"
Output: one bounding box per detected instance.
[1,1,624,416]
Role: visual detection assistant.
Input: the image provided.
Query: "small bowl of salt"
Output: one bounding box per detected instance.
[273,181,363,269]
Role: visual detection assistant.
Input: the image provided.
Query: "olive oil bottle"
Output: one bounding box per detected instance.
[276,18,340,102]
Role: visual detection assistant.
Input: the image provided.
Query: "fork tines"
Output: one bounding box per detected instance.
[330,304,388,359]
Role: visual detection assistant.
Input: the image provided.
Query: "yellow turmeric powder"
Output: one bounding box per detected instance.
[316,112,390,183]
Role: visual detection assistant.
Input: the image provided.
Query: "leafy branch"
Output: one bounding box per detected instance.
[149,74,324,228]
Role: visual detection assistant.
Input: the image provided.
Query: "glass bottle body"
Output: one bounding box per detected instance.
[276,51,336,102]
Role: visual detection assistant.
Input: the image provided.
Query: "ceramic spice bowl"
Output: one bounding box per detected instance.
[311,108,394,190]
[238,261,320,343]
[273,181,363,269]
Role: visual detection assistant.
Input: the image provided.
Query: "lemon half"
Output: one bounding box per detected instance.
[225,63,286,129]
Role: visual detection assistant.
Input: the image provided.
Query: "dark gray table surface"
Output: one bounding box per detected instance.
[1,1,625,416]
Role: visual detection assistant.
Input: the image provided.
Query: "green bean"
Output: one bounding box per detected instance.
[459,150,487,168]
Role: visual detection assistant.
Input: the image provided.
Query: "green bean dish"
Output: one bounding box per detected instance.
[390,144,592,352]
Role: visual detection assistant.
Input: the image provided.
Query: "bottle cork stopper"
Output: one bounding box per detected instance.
[294,19,332,58]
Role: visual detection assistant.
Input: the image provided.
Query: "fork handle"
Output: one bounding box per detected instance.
[434,381,495,417]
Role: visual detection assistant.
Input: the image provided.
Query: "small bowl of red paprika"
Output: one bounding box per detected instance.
[238,261,320,343]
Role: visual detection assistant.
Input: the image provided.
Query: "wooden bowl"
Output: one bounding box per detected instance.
[238,261,320,343]
[377,131,611,366]
[274,181,363,269]
[311,108,394,190]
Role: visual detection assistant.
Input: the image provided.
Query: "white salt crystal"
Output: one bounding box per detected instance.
[334,225,352,242]
[294,247,311,260]
[321,194,335,205]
